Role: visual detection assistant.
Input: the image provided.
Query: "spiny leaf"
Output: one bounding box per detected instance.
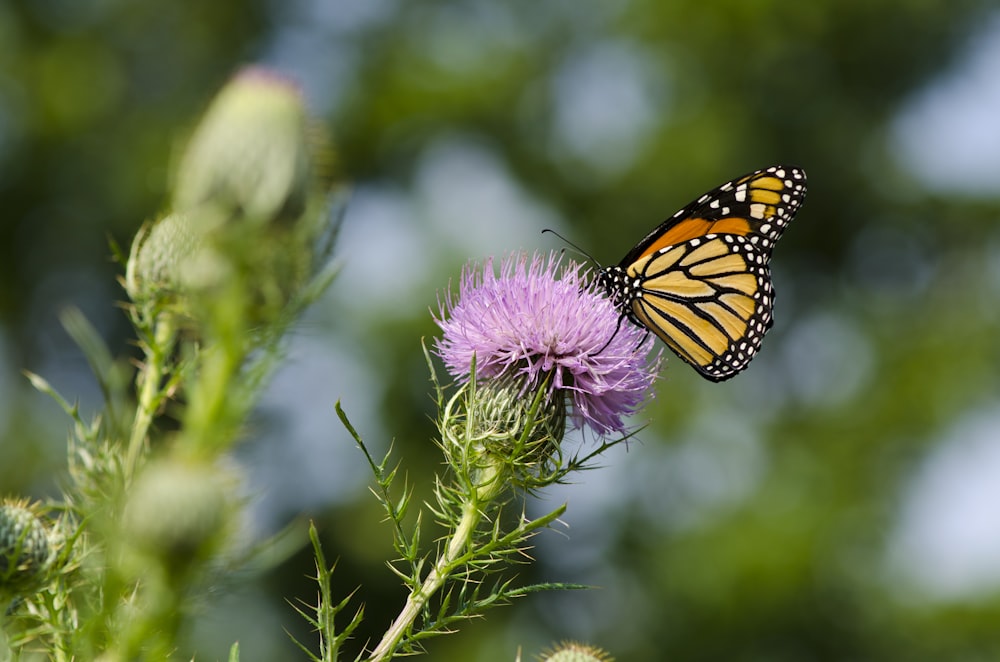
[337,401,420,580]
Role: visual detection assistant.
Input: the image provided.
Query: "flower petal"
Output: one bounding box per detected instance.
[435,252,660,434]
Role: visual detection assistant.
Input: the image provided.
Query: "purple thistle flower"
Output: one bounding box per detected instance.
[435,251,660,435]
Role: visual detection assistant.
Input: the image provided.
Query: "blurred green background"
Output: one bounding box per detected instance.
[3,0,1000,659]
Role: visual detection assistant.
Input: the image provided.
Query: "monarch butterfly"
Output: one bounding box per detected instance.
[597,165,807,382]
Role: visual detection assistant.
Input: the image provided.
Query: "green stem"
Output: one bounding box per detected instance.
[367,500,481,661]
[181,340,243,456]
[45,590,71,662]
[126,315,176,479]
[179,281,251,457]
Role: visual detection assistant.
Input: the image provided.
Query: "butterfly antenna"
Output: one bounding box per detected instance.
[541,228,601,267]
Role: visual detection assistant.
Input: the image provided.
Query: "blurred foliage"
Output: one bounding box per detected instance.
[3,0,1000,660]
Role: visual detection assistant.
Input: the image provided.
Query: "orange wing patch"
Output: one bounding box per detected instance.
[638,217,753,259]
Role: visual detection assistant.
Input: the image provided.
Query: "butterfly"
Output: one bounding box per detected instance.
[597,165,807,382]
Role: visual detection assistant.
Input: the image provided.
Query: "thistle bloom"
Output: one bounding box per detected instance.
[435,252,659,435]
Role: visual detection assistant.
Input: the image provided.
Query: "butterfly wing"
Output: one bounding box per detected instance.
[605,165,807,381]
[626,234,775,381]
[619,166,806,267]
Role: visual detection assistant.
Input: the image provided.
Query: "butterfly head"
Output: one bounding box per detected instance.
[597,265,628,307]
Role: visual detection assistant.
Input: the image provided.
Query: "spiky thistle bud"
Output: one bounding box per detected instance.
[539,641,614,662]
[441,371,567,501]
[0,500,53,597]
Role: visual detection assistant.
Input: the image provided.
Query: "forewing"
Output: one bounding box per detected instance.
[620,165,807,267]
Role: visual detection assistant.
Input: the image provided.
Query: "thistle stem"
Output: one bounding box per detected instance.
[182,340,243,454]
[367,500,480,661]
[126,315,176,479]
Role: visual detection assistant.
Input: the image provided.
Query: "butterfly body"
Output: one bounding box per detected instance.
[598,165,807,382]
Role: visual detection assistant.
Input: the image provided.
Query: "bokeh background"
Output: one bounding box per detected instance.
[3,0,1000,659]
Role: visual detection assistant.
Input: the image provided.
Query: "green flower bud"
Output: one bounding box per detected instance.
[173,67,316,226]
[125,211,201,305]
[125,67,343,325]
[443,373,567,501]
[540,642,614,662]
[0,500,52,596]
[123,459,229,571]
[469,377,566,462]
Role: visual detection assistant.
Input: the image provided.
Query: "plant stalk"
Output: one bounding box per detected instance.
[126,315,176,478]
[367,500,481,661]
